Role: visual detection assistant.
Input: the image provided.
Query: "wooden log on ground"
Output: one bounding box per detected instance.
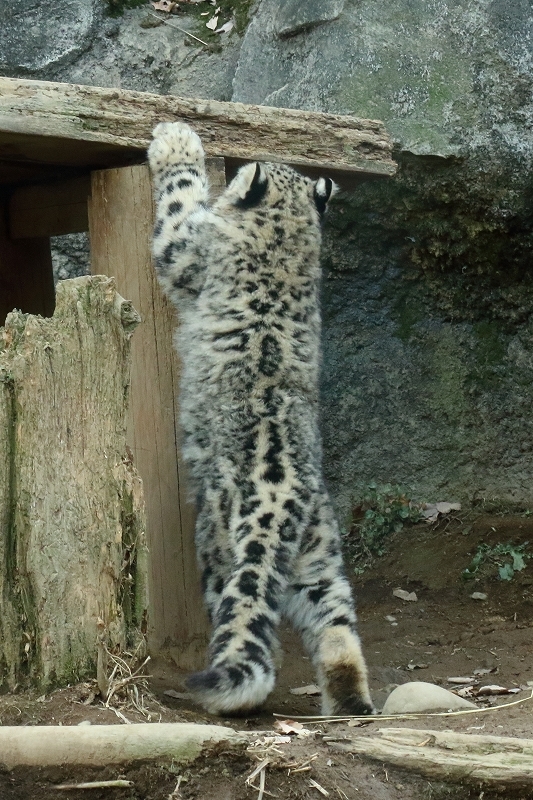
[0,77,396,181]
[0,275,148,690]
[0,723,245,769]
[331,727,533,788]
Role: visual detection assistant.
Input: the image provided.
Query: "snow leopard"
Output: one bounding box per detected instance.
[148,121,373,717]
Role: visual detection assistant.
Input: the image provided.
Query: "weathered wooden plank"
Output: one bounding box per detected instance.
[0,77,396,179]
[9,175,90,238]
[88,163,224,669]
[0,198,55,326]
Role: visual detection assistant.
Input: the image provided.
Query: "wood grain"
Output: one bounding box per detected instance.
[88,164,221,669]
[9,175,90,238]
[0,77,396,180]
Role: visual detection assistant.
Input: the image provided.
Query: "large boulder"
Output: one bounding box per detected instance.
[233,0,533,515]
[0,0,99,75]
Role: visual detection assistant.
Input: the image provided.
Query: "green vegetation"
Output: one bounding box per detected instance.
[463,542,531,582]
[348,483,422,562]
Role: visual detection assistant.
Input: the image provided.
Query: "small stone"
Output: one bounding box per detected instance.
[77,720,92,726]
[471,592,488,601]
[381,681,478,714]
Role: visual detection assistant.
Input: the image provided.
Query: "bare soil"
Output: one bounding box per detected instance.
[1,513,532,799]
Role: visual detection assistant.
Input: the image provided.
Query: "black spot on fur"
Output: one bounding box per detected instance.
[245,540,266,564]
[258,334,282,377]
[250,298,273,315]
[265,575,280,611]
[168,200,183,215]
[201,565,213,592]
[241,495,260,517]
[248,614,274,647]
[280,518,298,542]
[238,570,259,598]
[160,239,187,266]
[331,615,352,627]
[235,521,253,541]
[263,422,285,484]
[154,218,163,237]
[258,513,274,529]
[308,581,331,604]
[217,595,237,625]
[210,629,233,657]
[283,498,304,522]
[227,665,245,687]
[186,668,221,691]
[243,640,267,667]
[177,177,193,189]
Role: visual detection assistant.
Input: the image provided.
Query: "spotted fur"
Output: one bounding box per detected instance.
[148,122,373,716]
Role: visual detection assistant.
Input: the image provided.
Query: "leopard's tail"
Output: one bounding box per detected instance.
[185,659,276,716]
[185,485,310,715]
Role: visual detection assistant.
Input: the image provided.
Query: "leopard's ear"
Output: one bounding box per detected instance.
[234,162,269,208]
[313,177,336,216]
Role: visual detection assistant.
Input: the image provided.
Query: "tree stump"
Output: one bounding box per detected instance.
[0,275,148,690]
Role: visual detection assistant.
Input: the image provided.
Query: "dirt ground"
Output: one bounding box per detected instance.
[1,512,532,800]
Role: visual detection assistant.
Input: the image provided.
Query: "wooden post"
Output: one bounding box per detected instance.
[0,199,55,326]
[88,162,224,669]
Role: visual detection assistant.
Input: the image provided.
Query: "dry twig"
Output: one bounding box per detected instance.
[56,780,134,790]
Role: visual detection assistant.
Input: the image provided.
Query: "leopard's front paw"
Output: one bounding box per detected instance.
[148,122,205,177]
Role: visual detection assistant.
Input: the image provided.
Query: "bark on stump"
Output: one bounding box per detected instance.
[0,275,148,690]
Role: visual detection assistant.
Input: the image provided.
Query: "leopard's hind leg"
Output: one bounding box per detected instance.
[284,487,374,716]
[195,481,235,623]
[185,475,312,716]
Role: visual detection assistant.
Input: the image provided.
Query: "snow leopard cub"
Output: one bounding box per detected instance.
[148,122,373,717]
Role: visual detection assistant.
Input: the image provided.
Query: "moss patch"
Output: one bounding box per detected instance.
[329,151,533,331]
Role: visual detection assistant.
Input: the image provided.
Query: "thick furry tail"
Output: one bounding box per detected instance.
[185,660,275,716]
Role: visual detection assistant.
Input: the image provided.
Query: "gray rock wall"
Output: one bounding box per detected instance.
[3,0,533,519]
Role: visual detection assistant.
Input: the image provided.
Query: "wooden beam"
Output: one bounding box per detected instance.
[9,175,90,238]
[0,200,55,326]
[0,77,396,180]
[88,163,232,670]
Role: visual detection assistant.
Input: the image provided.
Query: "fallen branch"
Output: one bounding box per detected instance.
[331,728,533,788]
[0,723,245,769]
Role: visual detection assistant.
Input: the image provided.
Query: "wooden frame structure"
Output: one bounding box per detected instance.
[0,77,396,669]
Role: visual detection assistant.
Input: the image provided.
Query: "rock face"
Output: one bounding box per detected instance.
[233,0,533,159]
[233,0,533,516]
[0,0,99,75]
[2,0,533,516]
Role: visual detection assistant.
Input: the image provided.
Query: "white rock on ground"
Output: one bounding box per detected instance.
[382,682,477,715]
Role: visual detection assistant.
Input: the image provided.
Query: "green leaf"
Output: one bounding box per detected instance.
[511,552,526,572]
[499,563,514,581]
